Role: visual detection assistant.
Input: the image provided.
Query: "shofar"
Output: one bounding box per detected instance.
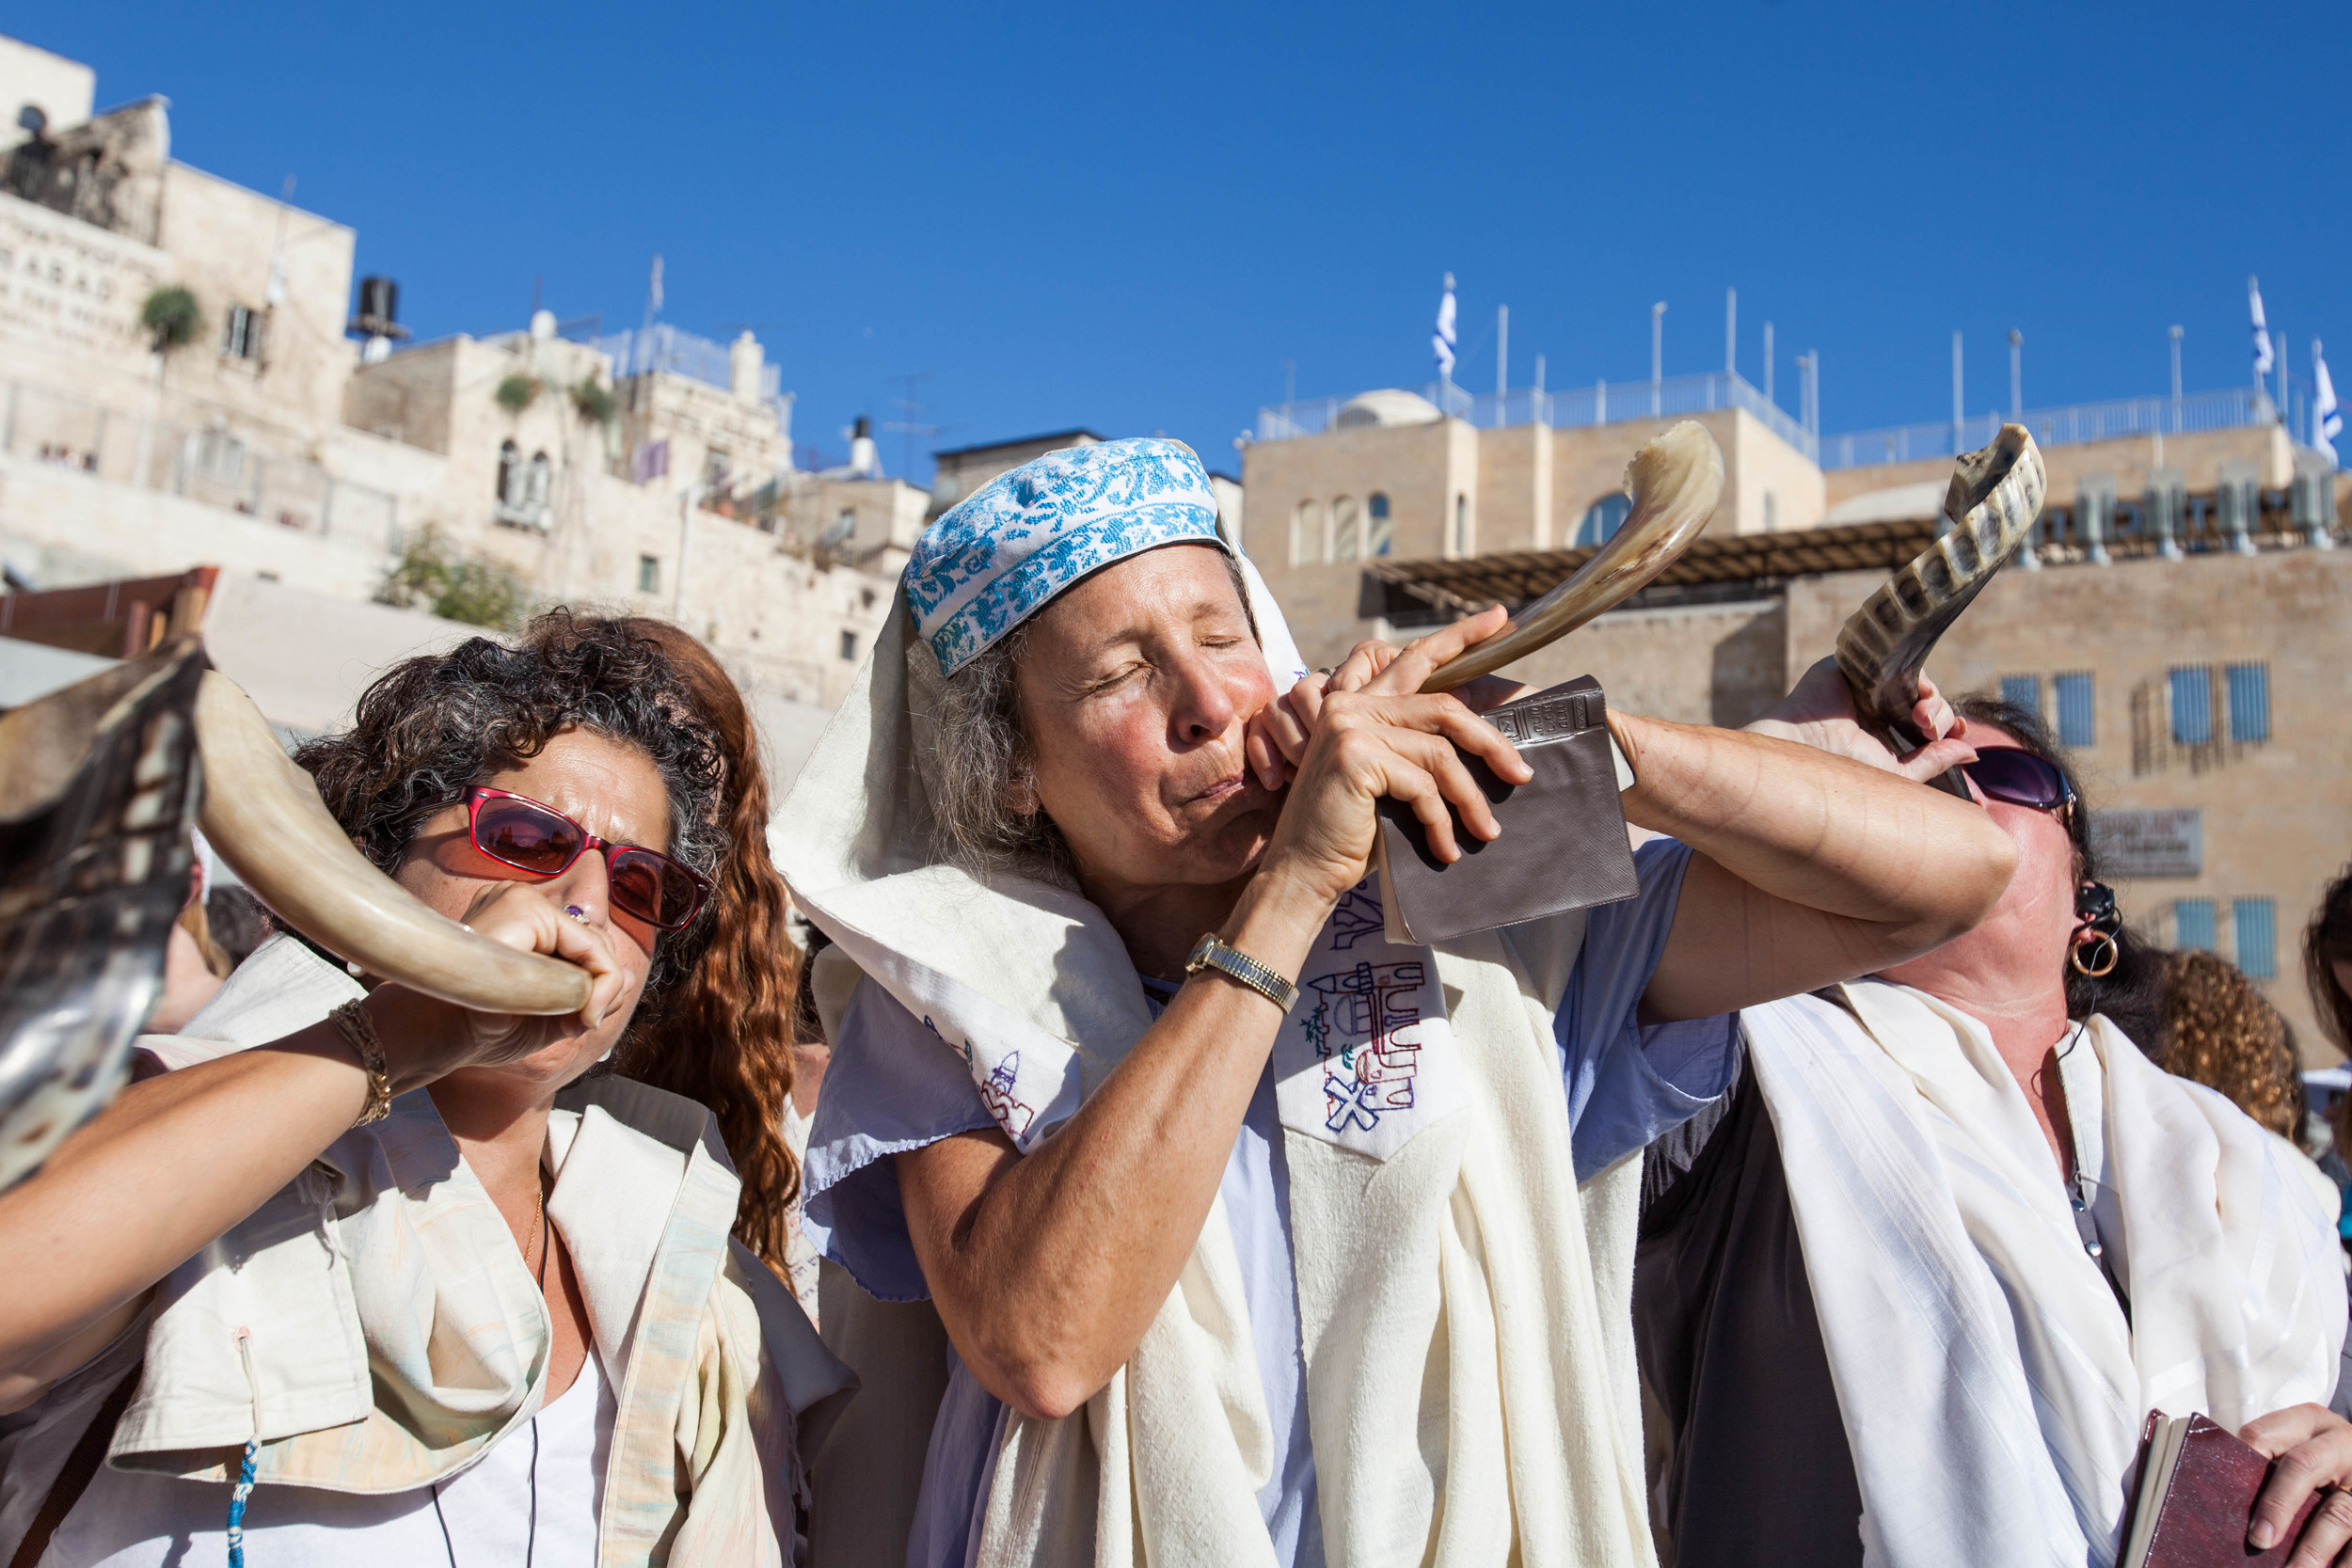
[0,654,591,1194]
[1421,420,1724,692]
[1835,424,2046,764]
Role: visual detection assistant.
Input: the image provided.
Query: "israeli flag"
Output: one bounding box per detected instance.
[2249,275,2274,380]
[1433,273,1457,380]
[2314,339,2341,468]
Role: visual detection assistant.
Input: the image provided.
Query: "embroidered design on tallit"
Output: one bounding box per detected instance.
[1276,875,1466,1160]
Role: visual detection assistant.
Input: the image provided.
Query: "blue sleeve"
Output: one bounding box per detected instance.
[801,978,994,1303]
[1557,837,1740,1182]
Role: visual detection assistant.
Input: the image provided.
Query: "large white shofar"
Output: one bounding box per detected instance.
[1420,420,1725,693]
[1834,424,2047,794]
[194,670,592,1017]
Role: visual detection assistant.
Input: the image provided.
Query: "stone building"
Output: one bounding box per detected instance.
[0,31,916,732]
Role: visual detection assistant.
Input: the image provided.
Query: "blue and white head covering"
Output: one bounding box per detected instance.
[905,437,1228,675]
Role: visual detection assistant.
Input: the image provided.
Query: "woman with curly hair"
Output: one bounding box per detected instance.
[0,611,848,1567]
[2156,947,2306,1142]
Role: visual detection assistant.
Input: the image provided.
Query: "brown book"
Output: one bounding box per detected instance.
[2116,1411,2320,1568]
[1372,675,1640,946]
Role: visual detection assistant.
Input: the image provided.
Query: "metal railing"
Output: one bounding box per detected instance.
[0,380,400,545]
[1255,371,1818,458]
[594,325,784,404]
[1816,388,2271,470]
[1254,376,2285,475]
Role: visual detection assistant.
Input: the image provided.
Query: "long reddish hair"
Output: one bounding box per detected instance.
[533,615,802,1269]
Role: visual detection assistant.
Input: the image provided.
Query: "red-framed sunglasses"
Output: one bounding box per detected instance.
[464,787,710,930]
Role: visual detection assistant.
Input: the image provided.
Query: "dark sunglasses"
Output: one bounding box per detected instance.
[464,787,709,930]
[1959,747,2074,814]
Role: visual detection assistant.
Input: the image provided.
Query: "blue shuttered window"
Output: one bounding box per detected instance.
[2174,898,2217,952]
[2226,662,2270,743]
[2233,899,2278,978]
[2054,672,2094,748]
[2169,667,2214,745]
[1999,675,2041,714]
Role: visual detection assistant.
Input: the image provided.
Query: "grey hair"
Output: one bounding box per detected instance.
[927,549,1258,880]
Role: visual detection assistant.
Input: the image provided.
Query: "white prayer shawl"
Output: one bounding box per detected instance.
[1742,983,2346,1568]
[776,555,1656,1568]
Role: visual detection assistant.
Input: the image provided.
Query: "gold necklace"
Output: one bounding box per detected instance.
[528,1176,548,1276]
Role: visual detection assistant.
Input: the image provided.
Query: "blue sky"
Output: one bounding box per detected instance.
[39,1,2351,480]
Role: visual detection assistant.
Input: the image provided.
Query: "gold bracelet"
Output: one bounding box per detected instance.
[327,999,392,1127]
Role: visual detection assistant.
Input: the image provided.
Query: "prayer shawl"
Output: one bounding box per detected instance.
[0,937,855,1568]
[1742,982,2345,1568]
[778,541,1657,1567]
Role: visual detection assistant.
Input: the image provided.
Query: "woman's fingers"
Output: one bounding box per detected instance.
[1363,605,1511,696]
[1893,736,1979,784]
[2239,1405,2352,1555]
[1909,673,1956,744]
[1327,641,1394,693]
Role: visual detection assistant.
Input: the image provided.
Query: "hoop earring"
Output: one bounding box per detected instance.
[2072,928,2120,978]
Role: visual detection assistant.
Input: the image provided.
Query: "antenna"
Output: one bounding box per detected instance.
[2008,329,2023,421]
[882,371,940,479]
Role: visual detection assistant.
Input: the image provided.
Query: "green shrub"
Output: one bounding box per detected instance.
[376,527,531,630]
[495,373,541,414]
[139,286,202,352]
[570,377,616,424]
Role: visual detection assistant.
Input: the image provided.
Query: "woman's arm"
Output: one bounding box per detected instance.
[900,617,1533,1422]
[0,891,631,1415]
[1625,713,2012,1021]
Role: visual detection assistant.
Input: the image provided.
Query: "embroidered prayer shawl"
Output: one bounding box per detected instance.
[10,937,855,1568]
[1742,984,2345,1568]
[777,562,1656,1568]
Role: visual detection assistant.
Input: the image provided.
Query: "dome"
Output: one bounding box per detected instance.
[1334,388,1442,430]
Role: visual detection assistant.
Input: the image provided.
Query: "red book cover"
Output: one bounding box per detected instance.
[2121,1413,2322,1568]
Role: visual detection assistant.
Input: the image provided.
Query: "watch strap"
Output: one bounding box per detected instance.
[1184,934,1299,1012]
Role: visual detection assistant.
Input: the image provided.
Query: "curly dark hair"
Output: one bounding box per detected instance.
[2156,948,2304,1139]
[1950,693,2168,1052]
[294,609,727,1005]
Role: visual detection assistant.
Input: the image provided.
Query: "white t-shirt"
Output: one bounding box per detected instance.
[44,1349,616,1567]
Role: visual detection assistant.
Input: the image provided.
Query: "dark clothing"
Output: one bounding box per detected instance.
[1634,1039,1863,1568]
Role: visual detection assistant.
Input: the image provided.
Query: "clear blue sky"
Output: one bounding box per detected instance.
[40,0,2351,480]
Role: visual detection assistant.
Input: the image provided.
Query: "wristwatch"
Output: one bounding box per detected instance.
[1184,933,1300,1013]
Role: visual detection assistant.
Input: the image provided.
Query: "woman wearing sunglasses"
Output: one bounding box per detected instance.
[0,613,848,1568]
[1633,661,2350,1568]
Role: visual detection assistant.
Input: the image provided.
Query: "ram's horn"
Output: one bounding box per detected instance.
[1835,423,2046,753]
[1422,420,1724,692]
[195,671,591,1016]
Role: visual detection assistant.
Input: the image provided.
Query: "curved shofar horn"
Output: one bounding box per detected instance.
[1834,423,2046,762]
[1422,420,1724,692]
[195,671,592,1016]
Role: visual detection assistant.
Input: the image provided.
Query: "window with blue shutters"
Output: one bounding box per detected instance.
[1999,675,2041,714]
[2054,672,2094,749]
[2225,662,2269,743]
[2169,666,2214,745]
[2233,899,2277,978]
[2174,898,2217,952]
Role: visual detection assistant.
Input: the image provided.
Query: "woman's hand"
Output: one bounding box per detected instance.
[369,879,635,1093]
[1254,610,1532,906]
[2241,1404,2352,1563]
[1741,656,1976,783]
[1245,607,1534,788]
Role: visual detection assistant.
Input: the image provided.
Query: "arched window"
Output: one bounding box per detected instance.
[1291,499,1322,565]
[1452,495,1470,556]
[495,438,520,506]
[523,451,551,515]
[1366,492,1392,557]
[1331,497,1359,562]
[1576,493,1631,547]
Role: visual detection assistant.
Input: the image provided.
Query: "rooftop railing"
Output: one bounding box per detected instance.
[1819,388,2273,471]
[1255,371,1817,458]
[1255,378,2286,473]
[593,325,783,404]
